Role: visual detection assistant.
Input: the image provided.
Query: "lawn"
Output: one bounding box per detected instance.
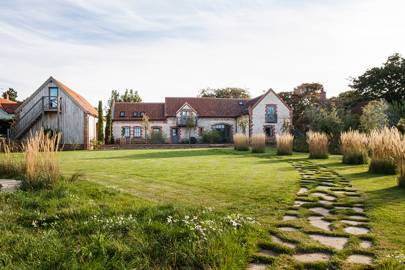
[1,147,405,269]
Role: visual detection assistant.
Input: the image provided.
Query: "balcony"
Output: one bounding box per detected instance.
[176,116,197,127]
[43,96,61,112]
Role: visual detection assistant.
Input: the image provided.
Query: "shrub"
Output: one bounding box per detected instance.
[276,133,293,155]
[340,130,368,164]
[394,137,405,188]
[233,133,249,151]
[306,131,329,159]
[293,135,308,152]
[22,130,61,190]
[149,131,165,144]
[251,133,266,153]
[202,130,222,144]
[368,127,400,174]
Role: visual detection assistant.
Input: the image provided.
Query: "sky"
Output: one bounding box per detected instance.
[0,0,404,105]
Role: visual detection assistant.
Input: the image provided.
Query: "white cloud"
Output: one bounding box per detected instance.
[0,0,404,105]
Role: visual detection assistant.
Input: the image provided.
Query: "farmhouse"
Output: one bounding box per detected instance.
[12,77,99,149]
[112,89,291,143]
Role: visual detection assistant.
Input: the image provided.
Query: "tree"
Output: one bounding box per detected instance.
[120,89,142,102]
[105,108,112,144]
[350,53,405,102]
[198,87,250,98]
[278,82,326,131]
[142,114,150,143]
[2,88,17,101]
[238,116,249,134]
[360,100,389,133]
[97,101,104,143]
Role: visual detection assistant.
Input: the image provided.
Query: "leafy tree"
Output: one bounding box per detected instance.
[120,89,142,102]
[142,114,150,143]
[387,101,405,126]
[2,88,17,101]
[198,87,250,98]
[360,100,389,132]
[97,101,104,143]
[238,116,249,134]
[350,53,405,102]
[278,82,326,131]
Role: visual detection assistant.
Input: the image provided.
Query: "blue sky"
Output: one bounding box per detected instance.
[0,0,404,105]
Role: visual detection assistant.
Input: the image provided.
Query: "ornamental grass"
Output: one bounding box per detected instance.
[393,136,405,187]
[307,131,329,159]
[233,133,249,151]
[276,133,294,155]
[251,133,266,153]
[340,130,369,164]
[368,127,401,175]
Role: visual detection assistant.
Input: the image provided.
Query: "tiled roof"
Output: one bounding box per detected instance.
[0,98,18,114]
[165,97,249,117]
[54,79,98,117]
[113,102,165,120]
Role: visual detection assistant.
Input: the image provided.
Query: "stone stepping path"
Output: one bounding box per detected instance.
[248,160,376,269]
[0,179,21,192]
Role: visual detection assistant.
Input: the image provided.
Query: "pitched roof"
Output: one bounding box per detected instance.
[53,79,98,116]
[165,97,248,117]
[0,98,18,114]
[113,102,165,120]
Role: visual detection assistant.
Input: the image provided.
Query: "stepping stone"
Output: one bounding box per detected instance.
[341,220,365,226]
[360,240,373,249]
[309,207,330,216]
[346,254,373,265]
[308,216,331,231]
[316,185,331,190]
[0,179,21,192]
[335,206,351,210]
[294,200,306,207]
[283,215,298,221]
[271,235,296,249]
[297,187,308,195]
[311,192,336,201]
[293,252,331,263]
[334,191,346,195]
[279,226,298,232]
[246,263,268,270]
[309,234,348,250]
[319,200,333,206]
[348,215,368,221]
[352,207,364,213]
[256,249,279,257]
[344,226,370,235]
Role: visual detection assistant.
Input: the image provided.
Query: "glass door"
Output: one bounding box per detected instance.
[49,87,59,109]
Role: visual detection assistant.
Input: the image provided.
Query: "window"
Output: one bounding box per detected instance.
[48,87,59,109]
[134,127,142,137]
[120,111,125,117]
[122,127,130,138]
[198,127,204,136]
[264,126,274,137]
[152,127,161,134]
[212,124,225,130]
[133,112,144,118]
[265,105,277,123]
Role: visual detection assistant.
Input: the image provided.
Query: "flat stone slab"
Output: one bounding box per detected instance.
[319,200,333,206]
[316,185,331,190]
[271,235,296,249]
[308,216,331,231]
[346,254,373,265]
[294,200,306,207]
[283,215,298,221]
[297,187,308,195]
[293,252,331,263]
[256,249,279,257]
[344,226,370,235]
[279,226,299,232]
[360,240,373,249]
[311,192,336,201]
[348,215,368,221]
[352,207,364,213]
[309,234,348,250]
[0,179,21,192]
[246,263,268,270]
[341,220,365,226]
[309,207,330,216]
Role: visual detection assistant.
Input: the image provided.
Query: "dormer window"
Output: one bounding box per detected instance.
[132,112,144,118]
[265,105,277,123]
[120,111,125,117]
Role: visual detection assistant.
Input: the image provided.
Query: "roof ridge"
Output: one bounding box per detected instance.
[165,96,249,100]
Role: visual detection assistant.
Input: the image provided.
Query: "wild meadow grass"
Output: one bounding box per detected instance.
[276,133,293,155]
[368,127,401,174]
[0,180,258,269]
[340,130,368,164]
[251,134,266,153]
[394,137,405,188]
[233,133,249,151]
[306,131,329,159]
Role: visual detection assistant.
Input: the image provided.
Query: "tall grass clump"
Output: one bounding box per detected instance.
[307,131,329,159]
[395,138,405,188]
[22,130,61,190]
[368,127,401,175]
[233,133,249,151]
[251,133,266,153]
[0,139,22,177]
[340,130,369,164]
[276,133,294,155]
